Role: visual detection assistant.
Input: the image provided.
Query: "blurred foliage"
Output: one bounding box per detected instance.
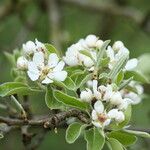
[0,0,150,149]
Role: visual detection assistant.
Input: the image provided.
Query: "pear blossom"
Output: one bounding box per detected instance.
[121,81,144,104]
[64,34,104,68]
[92,101,111,128]
[108,109,125,123]
[23,41,36,55]
[125,58,138,71]
[27,52,67,84]
[80,88,93,102]
[110,91,123,105]
[17,56,28,70]
[23,39,46,56]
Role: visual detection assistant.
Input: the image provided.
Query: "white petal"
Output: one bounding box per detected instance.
[103,119,111,126]
[85,35,98,47]
[106,46,115,61]
[27,71,39,81]
[33,52,44,67]
[53,61,65,72]
[115,111,125,123]
[94,101,104,114]
[107,109,118,119]
[17,56,28,70]
[112,41,124,51]
[48,53,59,68]
[92,121,102,128]
[53,71,67,81]
[42,77,53,84]
[93,80,98,94]
[23,41,36,55]
[92,110,98,120]
[28,62,39,73]
[110,92,122,105]
[125,58,138,71]
[80,89,93,102]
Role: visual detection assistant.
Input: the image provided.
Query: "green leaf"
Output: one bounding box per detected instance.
[45,43,59,55]
[84,128,105,150]
[54,77,76,91]
[66,122,86,144]
[45,86,64,110]
[124,130,150,138]
[119,77,133,90]
[124,71,149,83]
[76,73,93,89]
[107,138,124,150]
[115,70,124,85]
[0,82,42,97]
[96,40,110,68]
[101,57,110,67]
[54,90,90,111]
[109,53,129,80]
[108,131,137,146]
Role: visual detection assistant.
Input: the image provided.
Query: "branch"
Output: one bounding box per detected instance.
[0,109,89,128]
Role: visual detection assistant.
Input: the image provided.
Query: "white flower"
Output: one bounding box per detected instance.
[27,52,67,84]
[80,88,93,102]
[110,91,123,105]
[112,41,124,52]
[108,109,125,123]
[35,39,45,51]
[23,41,36,55]
[118,98,130,110]
[92,101,111,128]
[17,56,28,70]
[121,81,144,105]
[98,84,113,102]
[95,40,104,49]
[85,35,98,47]
[124,92,142,105]
[125,58,138,71]
[92,80,102,100]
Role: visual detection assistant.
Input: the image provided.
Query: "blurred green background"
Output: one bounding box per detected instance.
[0,0,150,149]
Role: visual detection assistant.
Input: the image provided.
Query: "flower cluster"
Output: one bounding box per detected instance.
[17,39,67,84]
[16,35,144,129]
[63,35,103,69]
[80,80,130,128]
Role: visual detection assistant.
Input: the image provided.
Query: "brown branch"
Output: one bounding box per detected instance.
[0,109,89,127]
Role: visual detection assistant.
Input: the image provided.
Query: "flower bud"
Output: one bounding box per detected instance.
[110,92,122,105]
[95,40,104,48]
[112,41,124,52]
[17,56,28,70]
[23,41,36,55]
[80,88,93,102]
[85,35,98,47]
[115,111,125,123]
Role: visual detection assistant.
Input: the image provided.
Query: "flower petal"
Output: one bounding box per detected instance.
[48,53,59,68]
[27,71,39,81]
[91,110,98,120]
[42,77,53,84]
[125,58,138,71]
[33,52,44,67]
[92,121,102,128]
[53,61,65,72]
[53,71,67,81]
[94,101,104,114]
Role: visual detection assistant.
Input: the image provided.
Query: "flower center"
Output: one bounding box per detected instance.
[98,113,107,123]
